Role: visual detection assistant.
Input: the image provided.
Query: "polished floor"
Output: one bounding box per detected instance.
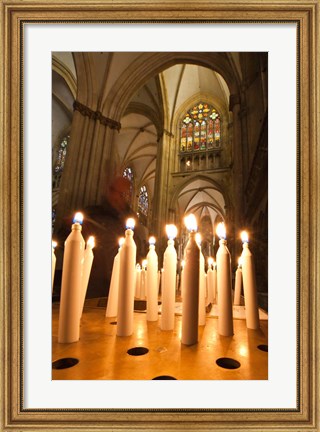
[52,298,268,380]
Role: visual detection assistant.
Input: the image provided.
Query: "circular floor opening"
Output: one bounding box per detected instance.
[257,344,268,352]
[152,375,177,380]
[52,357,79,370]
[127,346,149,356]
[216,357,241,370]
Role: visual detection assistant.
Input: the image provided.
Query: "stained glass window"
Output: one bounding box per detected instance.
[123,167,134,183]
[138,185,148,217]
[180,103,221,152]
[54,135,69,173]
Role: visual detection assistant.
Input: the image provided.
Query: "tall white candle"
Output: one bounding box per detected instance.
[181,214,200,345]
[117,218,137,337]
[106,237,124,317]
[216,222,234,337]
[240,231,260,329]
[140,259,147,300]
[213,261,217,304]
[135,264,141,298]
[52,240,57,293]
[206,257,214,304]
[58,212,85,343]
[196,233,206,326]
[79,236,95,318]
[234,257,243,306]
[180,259,185,298]
[146,236,159,321]
[160,224,178,331]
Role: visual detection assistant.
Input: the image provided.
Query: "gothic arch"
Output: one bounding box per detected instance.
[169,175,232,230]
[102,52,241,121]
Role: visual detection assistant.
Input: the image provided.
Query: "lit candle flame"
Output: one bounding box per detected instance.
[126,218,135,230]
[208,257,214,267]
[149,236,156,245]
[184,214,197,232]
[119,237,125,247]
[136,263,141,270]
[166,224,178,240]
[87,236,95,249]
[52,240,57,249]
[195,232,202,245]
[216,222,226,240]
[142,259,147,269]
[241,230,249,243]
[238,256,243,267]
[73,212,83,225]
[181,259,185,269]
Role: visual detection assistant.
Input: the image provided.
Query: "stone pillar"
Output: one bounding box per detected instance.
[54,101,121,231]
[229,93,244,232]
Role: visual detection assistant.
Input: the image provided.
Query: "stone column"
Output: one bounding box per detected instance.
[229,93,244,232]
[54,101,121,231]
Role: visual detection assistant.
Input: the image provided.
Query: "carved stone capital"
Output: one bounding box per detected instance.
[73,100,121,131]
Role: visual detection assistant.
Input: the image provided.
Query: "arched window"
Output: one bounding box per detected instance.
[180,103,221,153]
[123,167,134,183]
[122,167,134,199]
[138,185,148,217]
[54,135,69,173]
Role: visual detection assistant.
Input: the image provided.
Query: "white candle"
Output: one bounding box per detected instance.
[58,212,85,343]
[206,257,215,304]
[196,233,206,326]
[160,224,178,331]
[52,240,57,293]
[135,263,141,299]
[140,259,147,300]
[106,237,124,317]
[234,257,243,306]
[216,222,234,337]
[79,236,95,318]
[117,218,137,336]
[240,231,260,329]
[180,259,185,298]
[181,214,200,345]
[146,236,159,321]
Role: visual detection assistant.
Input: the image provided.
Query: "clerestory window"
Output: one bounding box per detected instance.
[180,102,221,153]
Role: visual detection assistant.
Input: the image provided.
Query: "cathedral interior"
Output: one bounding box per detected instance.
[51,52,268,381]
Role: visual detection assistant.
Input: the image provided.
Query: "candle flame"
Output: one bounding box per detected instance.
[238,256,243,267]
[136,263,141,270]
[149,236,156,245]
[208,257,214,266]
[52,240,57,249]
[119,237,125,247]
[216,222,226,240]
[166,224,177,240]
[181,259,185,269]
[73,212,83,224]
[126,218,135,230]
[184,214,197,232]
[86,236,95,248]
[142,259,147,269]
[241,230,249,243]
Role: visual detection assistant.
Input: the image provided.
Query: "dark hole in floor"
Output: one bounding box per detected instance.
[216,357,241,370]
[152,375,177,380]
[127,346,149,356]
[257,344,268,352]
[52,357,79,370]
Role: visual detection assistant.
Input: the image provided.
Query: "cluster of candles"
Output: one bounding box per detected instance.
[53,212,260,345]
[52,212,95,343]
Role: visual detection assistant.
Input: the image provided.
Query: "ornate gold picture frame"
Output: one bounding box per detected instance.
[1,1,319,431]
